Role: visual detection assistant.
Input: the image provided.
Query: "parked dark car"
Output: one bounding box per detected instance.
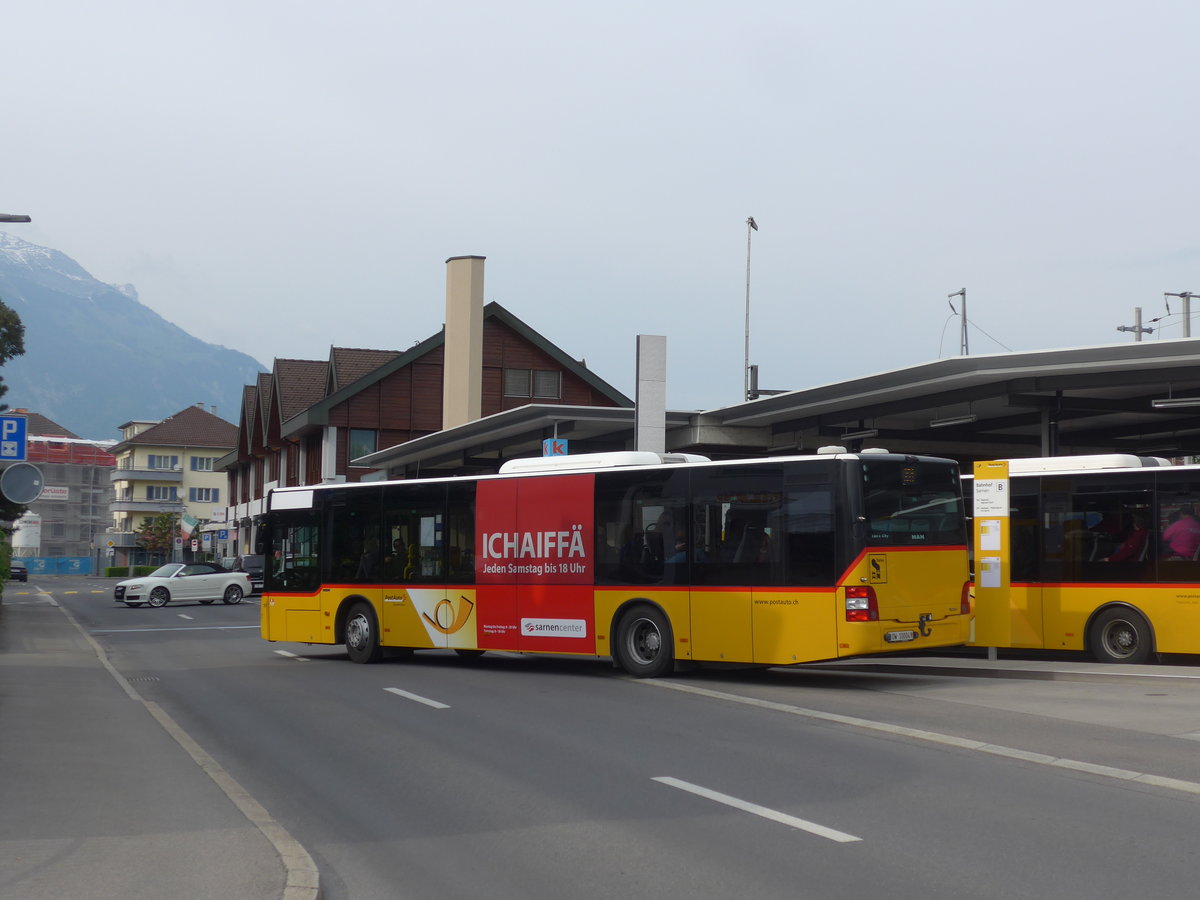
[8,563,27,582]
[222,554,264,594]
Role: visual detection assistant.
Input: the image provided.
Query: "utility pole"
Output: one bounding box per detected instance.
[948,288,967,355]
[1117,307,1154,341]
[1165,292,1197,338]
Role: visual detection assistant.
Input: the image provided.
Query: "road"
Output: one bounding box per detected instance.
[27,574,1200,899]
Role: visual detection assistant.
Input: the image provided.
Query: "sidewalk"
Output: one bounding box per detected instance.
[812,648,1200,683]
[0,589,317,900]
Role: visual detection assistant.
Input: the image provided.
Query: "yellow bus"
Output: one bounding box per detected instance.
[966,454,1200,663]
[261,449,971,676]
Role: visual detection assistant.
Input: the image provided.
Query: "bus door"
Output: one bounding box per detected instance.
[264,504,324,643]
[380,483,453,651]
[754,481,838,664]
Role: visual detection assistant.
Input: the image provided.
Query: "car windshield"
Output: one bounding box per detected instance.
[148,564,184,578]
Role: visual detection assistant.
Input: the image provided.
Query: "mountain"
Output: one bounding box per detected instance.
[0,233,265,440]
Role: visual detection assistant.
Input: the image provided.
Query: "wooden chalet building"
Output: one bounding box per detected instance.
[220,259,630,558]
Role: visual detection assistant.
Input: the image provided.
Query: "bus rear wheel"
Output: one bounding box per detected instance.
[345,602,383,664]
[1088,607,1153,664]
[614,604,673,678]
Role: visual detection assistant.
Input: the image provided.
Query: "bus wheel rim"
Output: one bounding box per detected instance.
[630,617,661,664]
[347,613,370,650]
[1102,619,1137,658]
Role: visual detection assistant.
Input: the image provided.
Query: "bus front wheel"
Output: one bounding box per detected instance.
[1088,607,1153,664]
[614,605,674,678]
[345,602,383,664]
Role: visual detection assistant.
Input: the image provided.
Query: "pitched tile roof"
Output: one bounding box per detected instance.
[112,404,238,451]
[274,358,329,422]
[7,409,79,439]
[329,347,401,392]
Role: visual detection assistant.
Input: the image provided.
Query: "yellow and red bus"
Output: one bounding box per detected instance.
[966,454,1200,663]
[261,449,971,676]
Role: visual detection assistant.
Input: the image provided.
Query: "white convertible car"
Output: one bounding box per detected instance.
[114,562,253,608]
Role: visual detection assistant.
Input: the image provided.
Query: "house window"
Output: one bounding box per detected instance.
[533,370,561,399]
[146,486,178,501]
[504,368,531,397]
[190,456,215,471]
[189,487,220,503]
[147,455,179,470]
[505,368,561,399]
[349,429,377,462]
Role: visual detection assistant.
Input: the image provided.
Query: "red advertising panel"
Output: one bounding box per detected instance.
[476,474,596,654]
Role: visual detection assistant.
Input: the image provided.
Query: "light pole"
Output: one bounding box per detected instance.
[744,216,758,401]
[948,288,967,355]
[1165,292,1197,338]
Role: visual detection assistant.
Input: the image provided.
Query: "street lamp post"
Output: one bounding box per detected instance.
[744,216,758,401]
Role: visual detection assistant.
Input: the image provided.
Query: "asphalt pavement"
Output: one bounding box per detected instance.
[0,583,319,900]
[4,579,1200,899]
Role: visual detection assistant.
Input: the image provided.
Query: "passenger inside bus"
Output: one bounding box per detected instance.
[1162,504,1200,559]
[1102,514,1149,563]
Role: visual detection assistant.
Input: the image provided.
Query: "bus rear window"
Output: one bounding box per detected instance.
[862,459,966,546]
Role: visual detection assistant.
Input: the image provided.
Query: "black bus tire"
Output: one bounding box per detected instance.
[345,601,383,664]
[613,604,674,678]
[1088,606,1153,664]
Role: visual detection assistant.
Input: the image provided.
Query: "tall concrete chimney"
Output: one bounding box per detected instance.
[442,255,485,430]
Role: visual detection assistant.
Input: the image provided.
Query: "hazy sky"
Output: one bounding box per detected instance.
[7,1,1199,412]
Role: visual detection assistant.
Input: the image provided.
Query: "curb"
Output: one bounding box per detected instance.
[54,595,322,900]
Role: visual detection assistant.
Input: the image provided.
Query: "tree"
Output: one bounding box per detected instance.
[0,296,27,527]
[136,513,178,556]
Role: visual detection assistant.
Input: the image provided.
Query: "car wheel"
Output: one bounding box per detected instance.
[613,604,674,677]
[345,601,382,664]
[148,587,170,608]
[124,602,144,608]
[222,585,244,605]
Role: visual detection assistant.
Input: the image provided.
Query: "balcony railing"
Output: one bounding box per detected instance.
[110,499,185,515]
[110,466,184,483]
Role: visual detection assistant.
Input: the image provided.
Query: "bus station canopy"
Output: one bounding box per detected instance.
[357,340,1200,477]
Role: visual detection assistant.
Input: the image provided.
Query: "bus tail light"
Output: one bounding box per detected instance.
[960,581,972,615]
[845,585,878,622]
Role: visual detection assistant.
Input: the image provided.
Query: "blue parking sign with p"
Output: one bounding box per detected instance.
[0,416,27,461]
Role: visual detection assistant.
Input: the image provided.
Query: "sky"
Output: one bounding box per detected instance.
[6,0,1199,413]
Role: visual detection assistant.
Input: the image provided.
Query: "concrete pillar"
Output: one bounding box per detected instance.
[635,335,667,454]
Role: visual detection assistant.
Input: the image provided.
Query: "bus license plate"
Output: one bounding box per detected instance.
[885,630,917,643]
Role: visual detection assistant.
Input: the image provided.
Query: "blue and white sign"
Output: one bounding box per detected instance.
[542,438,568,456]
[0,415,27,461]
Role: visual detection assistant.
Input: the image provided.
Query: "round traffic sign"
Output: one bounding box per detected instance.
[0,462,44,504]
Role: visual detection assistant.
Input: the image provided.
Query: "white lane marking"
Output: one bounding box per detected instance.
[178,614,194,620]
[274,649,309,661]
[92,625,260,633]
[384,687,450,709]
[642,680,1200,797]
[653,776,861,843]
